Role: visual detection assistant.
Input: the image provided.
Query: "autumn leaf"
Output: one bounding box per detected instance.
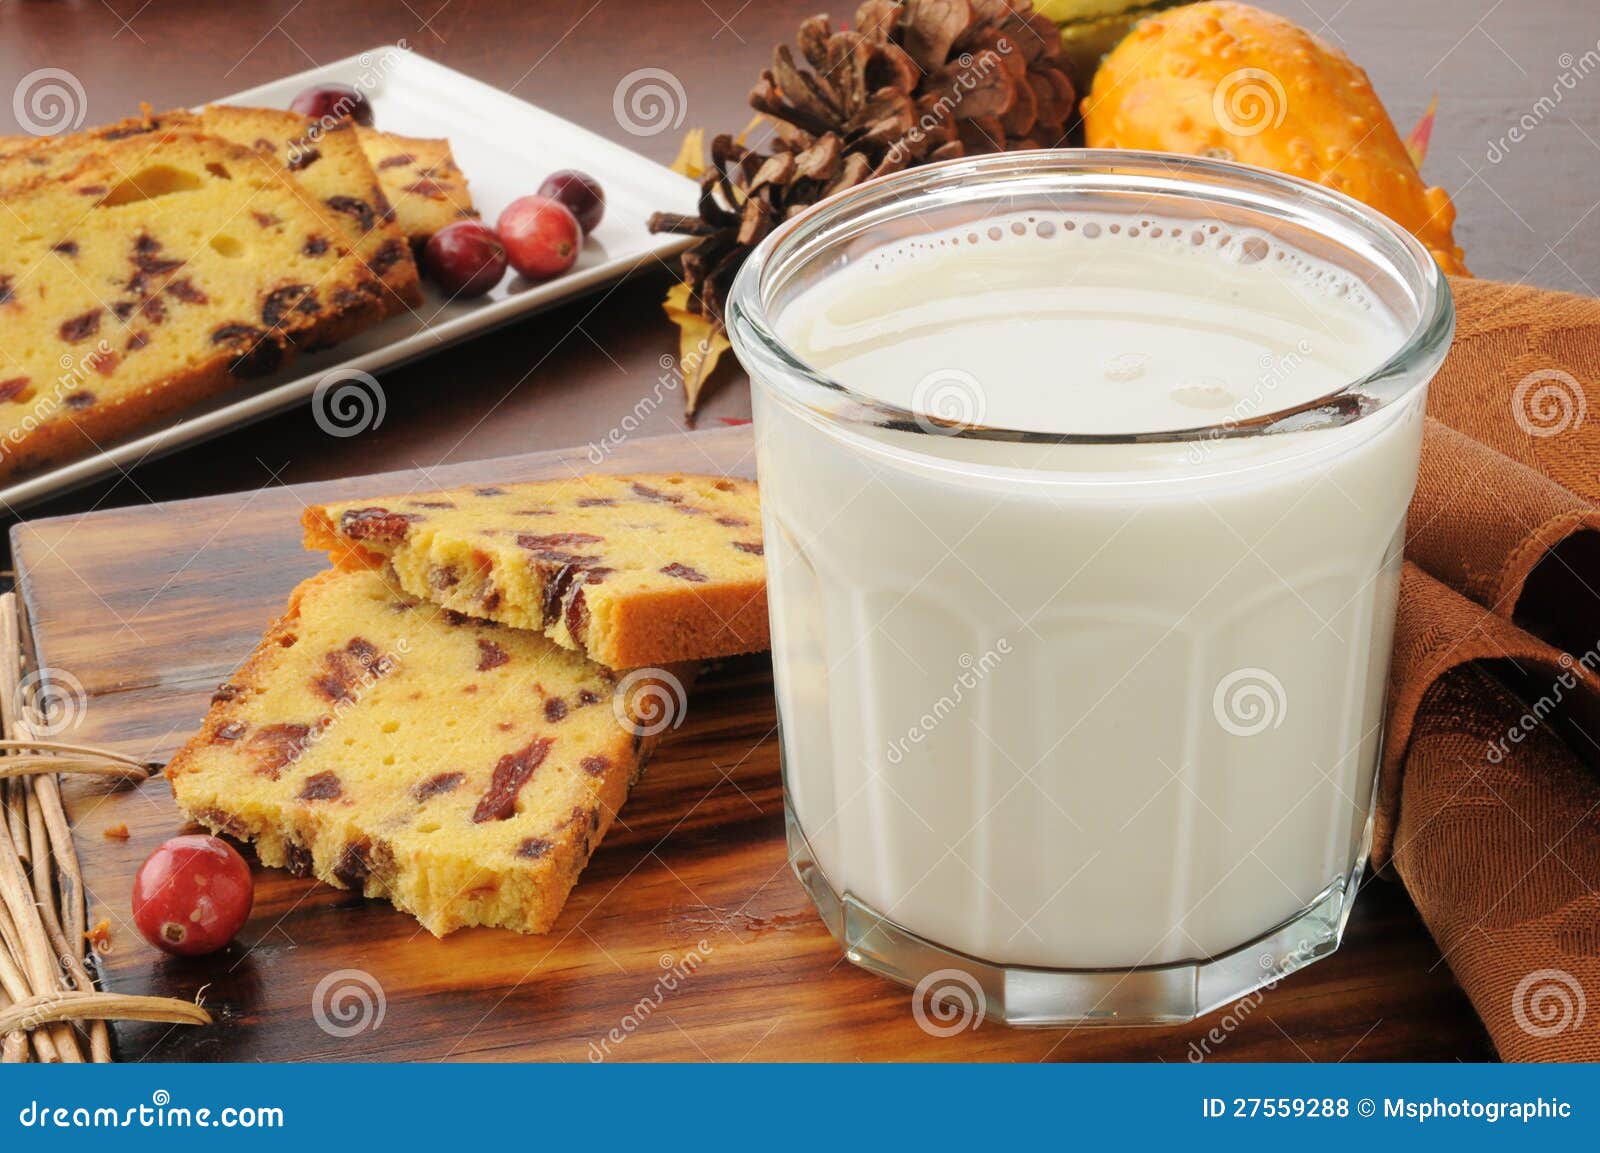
[670,115,766,181]
[662,281,731,421]
[670,129,707,179]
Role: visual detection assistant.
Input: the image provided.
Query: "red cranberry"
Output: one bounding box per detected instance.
[536,170,606,234]
[422,220,508,298]
[132,835,254,957]
[497,195,582,280]
[289,83,374,127]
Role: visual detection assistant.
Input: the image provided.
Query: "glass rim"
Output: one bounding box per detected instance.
[724,149,1455,446]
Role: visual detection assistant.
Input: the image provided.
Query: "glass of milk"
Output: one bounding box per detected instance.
[726,152,1452,1025]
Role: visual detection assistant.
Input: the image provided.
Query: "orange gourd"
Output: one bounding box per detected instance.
[1083,2,1468,274]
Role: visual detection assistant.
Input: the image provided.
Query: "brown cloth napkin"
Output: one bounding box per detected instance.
[1375,276,1600,1061]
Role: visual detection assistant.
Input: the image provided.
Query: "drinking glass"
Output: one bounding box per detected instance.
[726,151,1453,1024]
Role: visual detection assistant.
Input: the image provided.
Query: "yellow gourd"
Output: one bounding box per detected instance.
[1083,2,1468,274]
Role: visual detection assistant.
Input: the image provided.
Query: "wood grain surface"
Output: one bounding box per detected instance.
[11,428,1494,1061]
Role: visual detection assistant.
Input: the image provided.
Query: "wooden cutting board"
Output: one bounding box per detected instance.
[11,427,1492,1061]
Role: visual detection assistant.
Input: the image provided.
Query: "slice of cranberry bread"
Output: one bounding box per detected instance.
[0,131,386,482]
[0,107,422,314]
[355,127,477,247]
[166,567,679,936]
[303,473,768,670]
[199,107,422,313]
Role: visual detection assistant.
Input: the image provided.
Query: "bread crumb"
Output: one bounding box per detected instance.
[103,823,130,840]
[85,919,112,951]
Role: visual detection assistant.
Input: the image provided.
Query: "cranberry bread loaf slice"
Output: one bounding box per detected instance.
[0,110,225,187]
[167,567,679,936]
[199,107,422,313]
[0,131,386,482]
[355,127,478,247]
[303,473,768,669]
[0,107,422,313]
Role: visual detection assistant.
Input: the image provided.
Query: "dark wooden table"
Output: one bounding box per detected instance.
[3,0,1596,1061]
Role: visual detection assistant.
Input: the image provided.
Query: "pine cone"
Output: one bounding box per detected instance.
[650,0,1076,330]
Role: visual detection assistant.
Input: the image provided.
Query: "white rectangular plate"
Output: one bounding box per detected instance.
[1,46,697,511]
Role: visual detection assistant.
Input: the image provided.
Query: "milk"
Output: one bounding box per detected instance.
[755,213,1424,972]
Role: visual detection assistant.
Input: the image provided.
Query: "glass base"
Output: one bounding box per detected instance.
[785,797,1360,1026]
